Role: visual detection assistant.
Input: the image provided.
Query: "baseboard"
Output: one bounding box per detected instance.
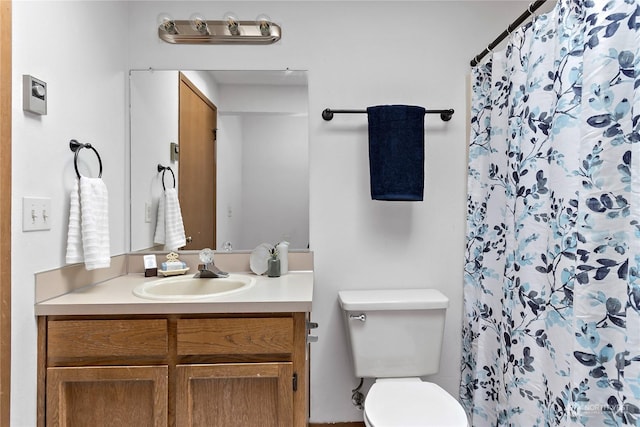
[309,423,365,427]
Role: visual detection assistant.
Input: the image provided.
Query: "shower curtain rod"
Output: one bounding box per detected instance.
[470,0,549,67]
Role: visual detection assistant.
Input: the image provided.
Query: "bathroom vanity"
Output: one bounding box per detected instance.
[35,253,313,427]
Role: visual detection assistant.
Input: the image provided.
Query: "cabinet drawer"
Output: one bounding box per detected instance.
[177,318,293,356]
[48,319,168,361]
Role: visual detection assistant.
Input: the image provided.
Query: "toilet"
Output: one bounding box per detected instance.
[338,289,468,427]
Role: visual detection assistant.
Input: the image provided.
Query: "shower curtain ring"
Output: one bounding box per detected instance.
[527,2,538,20]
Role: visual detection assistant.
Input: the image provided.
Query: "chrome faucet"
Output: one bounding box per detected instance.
[195,248,229,278]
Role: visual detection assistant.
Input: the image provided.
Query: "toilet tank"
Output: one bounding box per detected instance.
[338,289,449,378]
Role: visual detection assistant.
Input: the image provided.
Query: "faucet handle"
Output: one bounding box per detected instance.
[199,248,215,265]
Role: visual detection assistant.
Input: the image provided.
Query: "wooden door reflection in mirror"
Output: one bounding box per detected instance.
[178,72,217,249]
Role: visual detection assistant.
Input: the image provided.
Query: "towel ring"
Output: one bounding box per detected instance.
[157,164,176,190]
[69,139,103,179]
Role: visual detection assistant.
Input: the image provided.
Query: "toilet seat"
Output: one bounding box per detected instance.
[364,380,468,427]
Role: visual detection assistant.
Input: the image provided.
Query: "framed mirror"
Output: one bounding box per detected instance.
[129,69,309,252]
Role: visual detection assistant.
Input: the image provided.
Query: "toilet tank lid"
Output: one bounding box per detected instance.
[338,289,449,311]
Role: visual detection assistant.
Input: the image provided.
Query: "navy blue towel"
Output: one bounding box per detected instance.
[367,105,425,201]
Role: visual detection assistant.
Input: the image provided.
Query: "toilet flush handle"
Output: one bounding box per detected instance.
[349,313,367,322]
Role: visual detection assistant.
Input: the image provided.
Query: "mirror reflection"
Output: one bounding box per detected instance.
[130,69,309,252]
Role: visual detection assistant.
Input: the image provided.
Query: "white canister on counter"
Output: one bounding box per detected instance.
[276,241,290,274]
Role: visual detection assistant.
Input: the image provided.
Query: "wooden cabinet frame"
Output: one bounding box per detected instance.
[38,312,309,427]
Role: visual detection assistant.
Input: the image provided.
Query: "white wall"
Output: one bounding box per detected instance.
[216,82,309,249]
[11,1,534,425]
[239,114,309,248]
[216,114,244,248]
[130,69,179,250]
[11,1,129,425]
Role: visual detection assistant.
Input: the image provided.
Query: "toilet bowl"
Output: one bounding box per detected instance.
[362,378,468,427]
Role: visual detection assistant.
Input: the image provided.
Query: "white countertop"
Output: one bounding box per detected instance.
[34,271,313,316]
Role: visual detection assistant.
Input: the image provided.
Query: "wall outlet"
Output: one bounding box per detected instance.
[22,197,52,231]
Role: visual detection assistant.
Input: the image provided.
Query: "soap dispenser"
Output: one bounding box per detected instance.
[276,241,289,275]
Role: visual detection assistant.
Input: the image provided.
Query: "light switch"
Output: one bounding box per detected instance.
[22,197,52,231]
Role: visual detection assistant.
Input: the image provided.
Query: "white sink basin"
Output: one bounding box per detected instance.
[133,274,256,300]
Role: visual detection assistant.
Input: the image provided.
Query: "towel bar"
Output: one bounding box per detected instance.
[69,139,103,179]
[322,108,454,122]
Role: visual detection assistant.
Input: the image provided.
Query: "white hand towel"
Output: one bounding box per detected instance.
[79,177,111,270]
[65,179,84,264]
[65,177,111,270]
[153,188,186,251]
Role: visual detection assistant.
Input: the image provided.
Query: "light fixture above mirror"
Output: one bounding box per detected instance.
[157,12,281,45]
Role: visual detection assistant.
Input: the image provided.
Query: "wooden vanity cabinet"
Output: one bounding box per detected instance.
[38,313,309,427]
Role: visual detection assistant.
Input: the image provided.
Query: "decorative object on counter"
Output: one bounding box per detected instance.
[157,12,281,45]
[158,252,189,277]
[250,243,275,275]
[154,164,187,251]
[65,139,111,270]
[276,241,289,275]
[267,247,281,278]
[143,254,158,277]
[222,241,233,251]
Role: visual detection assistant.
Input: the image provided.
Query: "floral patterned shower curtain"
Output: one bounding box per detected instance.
[461,0,640,425]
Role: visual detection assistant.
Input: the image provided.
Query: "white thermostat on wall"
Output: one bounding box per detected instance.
[23,75,47,115]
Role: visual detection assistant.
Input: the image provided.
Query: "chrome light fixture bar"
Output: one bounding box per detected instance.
[158,18,281,45]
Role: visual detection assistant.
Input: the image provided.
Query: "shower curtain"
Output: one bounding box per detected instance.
[461,0,640,425]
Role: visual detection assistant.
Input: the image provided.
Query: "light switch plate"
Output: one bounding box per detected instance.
[145,201,152,223]
[22,197,52,231]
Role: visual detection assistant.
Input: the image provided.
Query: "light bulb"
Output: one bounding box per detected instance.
[157,13,178,35]
[189,12,209,35]
[255,14,272,36]
[223,12,240,36]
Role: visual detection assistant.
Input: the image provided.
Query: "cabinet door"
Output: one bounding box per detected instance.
[47,365,168,427]
[176,363,293,427]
